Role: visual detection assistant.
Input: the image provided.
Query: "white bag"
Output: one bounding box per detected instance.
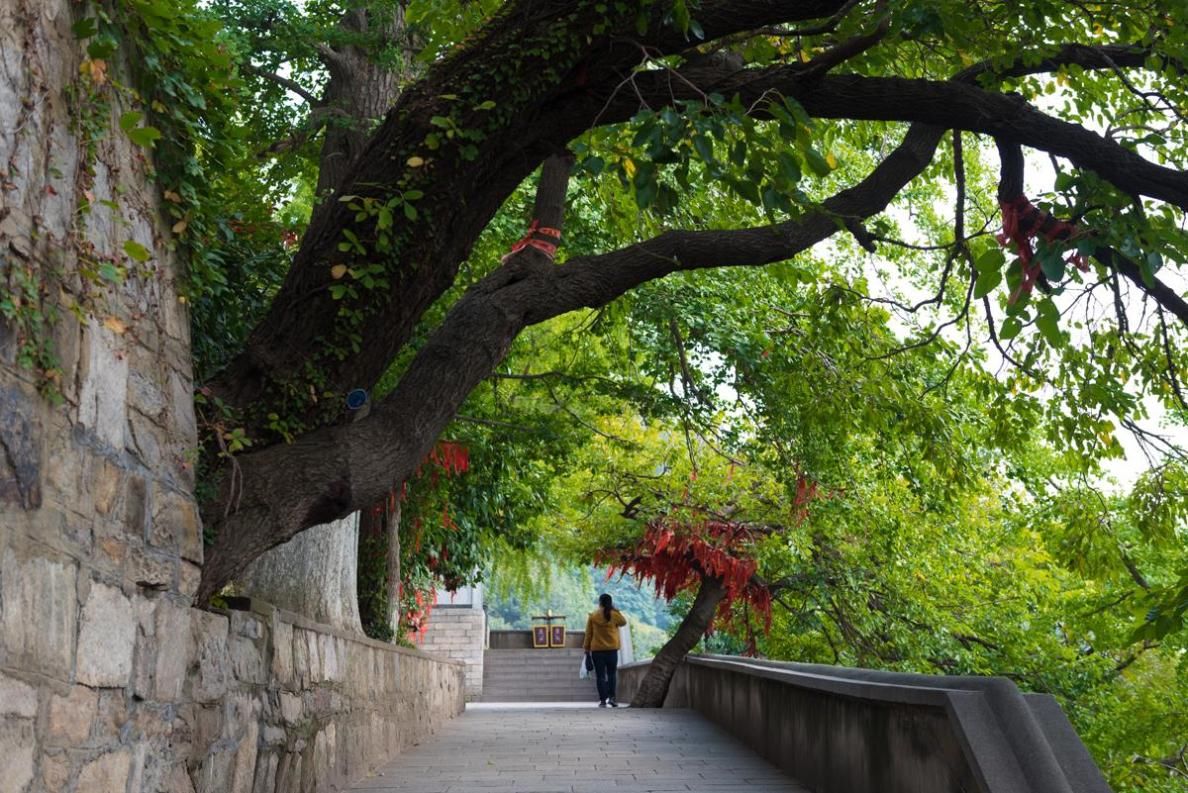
[578,655,590,680]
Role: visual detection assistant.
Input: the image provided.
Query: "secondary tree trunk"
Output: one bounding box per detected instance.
[385,498,401,634]
[238,512,363,632]
[232,7,408,622]
[631,575,727,708]
[313,6,408,199]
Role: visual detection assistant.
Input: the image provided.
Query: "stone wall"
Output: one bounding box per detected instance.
[0,2,465,791]
[180,600,464,793]
[419,608,485,700]
[0,590,464,793]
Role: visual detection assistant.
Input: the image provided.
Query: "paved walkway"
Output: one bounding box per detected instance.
[351,703,811,793]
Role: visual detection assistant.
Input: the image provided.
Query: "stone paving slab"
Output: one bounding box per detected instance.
[350,703,811,793]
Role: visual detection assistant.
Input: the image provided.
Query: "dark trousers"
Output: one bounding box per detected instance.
[591,650,618,701]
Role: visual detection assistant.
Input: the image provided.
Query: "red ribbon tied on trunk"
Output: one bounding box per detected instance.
[502,219,562,262]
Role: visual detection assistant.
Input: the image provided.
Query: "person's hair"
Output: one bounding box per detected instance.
[599,593,613,622]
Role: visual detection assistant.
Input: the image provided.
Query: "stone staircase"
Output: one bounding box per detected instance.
[480,647,599,702]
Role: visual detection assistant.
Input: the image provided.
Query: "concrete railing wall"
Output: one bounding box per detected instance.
[618,655,1112,793]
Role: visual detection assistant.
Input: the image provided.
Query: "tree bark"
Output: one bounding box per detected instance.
[312,7,408,199]
[631,576,727,708]
[385,498,401,634]
[230,6,411,624]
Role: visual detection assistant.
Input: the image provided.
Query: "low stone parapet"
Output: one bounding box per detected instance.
[0,592,464,793]
[618,655,1111,793]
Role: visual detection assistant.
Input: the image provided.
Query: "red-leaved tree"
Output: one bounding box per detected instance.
[599,476,820,707]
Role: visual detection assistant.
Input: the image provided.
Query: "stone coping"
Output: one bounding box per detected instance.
[216,597,465,666]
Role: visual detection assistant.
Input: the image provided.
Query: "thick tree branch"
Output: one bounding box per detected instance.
[201,0,852,411]
[198,154,577,601]
[996,137,1188,326]
[570,55,1188,210]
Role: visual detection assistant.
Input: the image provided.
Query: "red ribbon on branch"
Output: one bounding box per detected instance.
[502,219,562,262]
[997,194,1088,303]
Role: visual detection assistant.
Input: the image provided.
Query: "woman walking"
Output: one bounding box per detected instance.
[583,593,627,707]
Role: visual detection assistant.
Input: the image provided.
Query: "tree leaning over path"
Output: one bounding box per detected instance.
[193,1,1188,603]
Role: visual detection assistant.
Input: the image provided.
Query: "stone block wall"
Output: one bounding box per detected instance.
[0,590,464,793]
[179,601,464,793]
[0,3,465,791]
[419,608,485,699]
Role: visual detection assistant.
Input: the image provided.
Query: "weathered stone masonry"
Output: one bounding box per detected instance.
[0,1,464,791]
[419,607,485,700]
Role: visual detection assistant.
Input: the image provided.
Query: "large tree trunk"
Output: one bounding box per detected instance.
[232,7,408,618]
[238,513,363,631]
[631,576,727,708]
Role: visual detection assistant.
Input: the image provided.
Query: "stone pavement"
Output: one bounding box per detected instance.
[350,703,812,793]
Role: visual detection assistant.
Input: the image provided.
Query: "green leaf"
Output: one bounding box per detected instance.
[127,126,162,148]
[803,147,833,177]
[122,240,151,263]
[730,140,747,167]
[974,268,1002,299]
[72,18,98,39]
[635,178,658,209]
[672,0,690,34]
[87,36,118,59]
[777,152,801,184]
[99,261,123,282]
[975,248,1005,273]
[119,111,143,132]
[1035,299,1063,346]
[999,316,1022,340]
[1037,246,1066,282]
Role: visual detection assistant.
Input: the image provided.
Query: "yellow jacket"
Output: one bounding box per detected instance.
[583,609,627,651]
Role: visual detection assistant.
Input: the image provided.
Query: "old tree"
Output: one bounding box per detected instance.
[25,0,1188,722]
